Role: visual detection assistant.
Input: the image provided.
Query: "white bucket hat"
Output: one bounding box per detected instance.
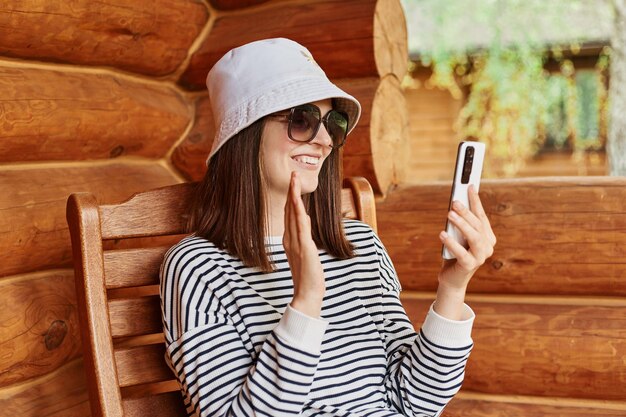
[205,38,361,162]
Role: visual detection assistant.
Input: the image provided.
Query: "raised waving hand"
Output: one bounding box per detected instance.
[283,171,326,318]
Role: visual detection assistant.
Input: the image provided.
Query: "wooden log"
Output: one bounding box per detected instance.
[0,270,81,387]
[442,394,626,416]
[0,1,208,76]
[367,74,409,193]
[378,177,626,296]
[0,163,179,278]
[208,0,270,10]
[0,358,90,417]
[0,65,191,162]
[342,76,409,196]
[374,0,409,80]
[171,95,213,181]
[337,78,378,157]
[402,293,626,401]
[179,0,407,89]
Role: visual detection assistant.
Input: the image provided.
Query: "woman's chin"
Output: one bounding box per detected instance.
[298,175,319,194]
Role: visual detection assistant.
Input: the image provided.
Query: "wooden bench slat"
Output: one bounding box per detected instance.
[109,296,162,338]
[115,344,174,387]
[340,188,358,220]
[104,247,171,289]
[122,390,186,417]
[100,183,195,240]
[442,396,626,416]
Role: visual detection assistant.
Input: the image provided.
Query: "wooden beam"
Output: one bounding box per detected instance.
[443,391,626,416]
[0,64,191,163]
[0,1,208,76]
[0,358,90,417]
[401,292,626,401]
[0,163,179,277]
[179,0,407,89]
[378,177,626,296]
[0,270,81,387]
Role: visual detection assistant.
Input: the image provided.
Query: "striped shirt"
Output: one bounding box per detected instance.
[160,219,474,417]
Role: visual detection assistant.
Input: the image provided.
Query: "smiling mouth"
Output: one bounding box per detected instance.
[291,155,321,166]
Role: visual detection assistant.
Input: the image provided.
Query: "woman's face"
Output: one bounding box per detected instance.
[260,99,334,199]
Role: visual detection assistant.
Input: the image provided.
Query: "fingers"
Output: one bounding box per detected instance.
[291,172,310,240]
[446,208,488,260]
[450,186,496,248]
[451,198,482,233]
[439,231,477,269]
[283,172,295,251]
[284,172,313,253]
[443,185,496,267]
[289,172,301,248]
[467,185,488,220]
[468,185,497,246]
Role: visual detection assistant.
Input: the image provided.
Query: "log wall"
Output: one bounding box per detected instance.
[2,1,620,416]
[0,0,408,415]
[377,176,626,415]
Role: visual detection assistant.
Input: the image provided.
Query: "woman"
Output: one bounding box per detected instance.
[160,38,496,417]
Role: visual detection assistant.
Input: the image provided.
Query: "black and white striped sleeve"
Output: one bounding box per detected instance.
[372,233,475,417]
[161,252,328,417]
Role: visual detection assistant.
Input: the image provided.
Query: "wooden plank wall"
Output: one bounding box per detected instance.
[377,176,626,415]
[0,1,408,416]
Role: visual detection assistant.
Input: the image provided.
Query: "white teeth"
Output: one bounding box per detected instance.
[292,156,320,165]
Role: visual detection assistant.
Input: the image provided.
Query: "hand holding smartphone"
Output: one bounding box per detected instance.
[442,141,486,260]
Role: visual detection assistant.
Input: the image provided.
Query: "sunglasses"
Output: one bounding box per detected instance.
[267,104,350,149]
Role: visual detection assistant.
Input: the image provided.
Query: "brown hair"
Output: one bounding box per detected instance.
[186,118,355,272]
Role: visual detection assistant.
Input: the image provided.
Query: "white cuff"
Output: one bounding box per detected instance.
[421,303,475,347]
[274,304,329,354]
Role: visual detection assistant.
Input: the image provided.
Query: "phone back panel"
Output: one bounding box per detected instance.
[442,141,485,260]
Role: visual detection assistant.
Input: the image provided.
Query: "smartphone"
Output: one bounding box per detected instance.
[442,141,486,260]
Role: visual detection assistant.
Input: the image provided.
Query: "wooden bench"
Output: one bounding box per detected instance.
[66,177,377,417]
[376,176,626,416]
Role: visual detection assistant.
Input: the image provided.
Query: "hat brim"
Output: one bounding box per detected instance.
[208,75,361,161]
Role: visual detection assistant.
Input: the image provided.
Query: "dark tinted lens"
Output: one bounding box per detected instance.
[289,105,320,142]
[326,110,349,147]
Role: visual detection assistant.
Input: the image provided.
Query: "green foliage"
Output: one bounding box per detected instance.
[457,47,549,176]
[402,0,612,177]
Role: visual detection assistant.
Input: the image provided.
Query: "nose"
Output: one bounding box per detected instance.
[310,122,334,148]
